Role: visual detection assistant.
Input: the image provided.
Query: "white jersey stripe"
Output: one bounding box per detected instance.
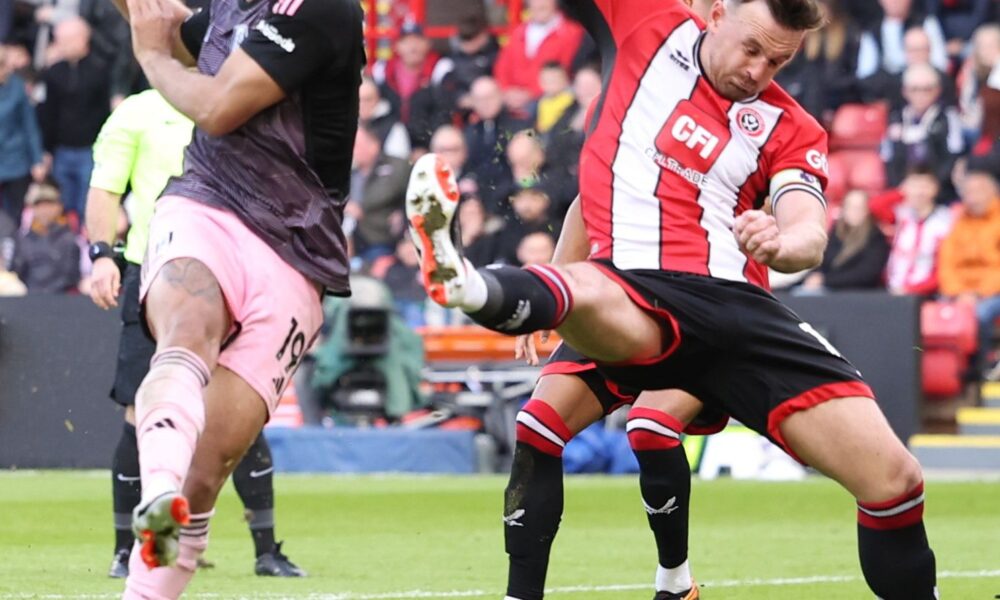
[697,100,784,281]
[611,20,701,271]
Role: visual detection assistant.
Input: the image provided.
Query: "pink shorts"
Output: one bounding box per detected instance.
[140,196,324,416]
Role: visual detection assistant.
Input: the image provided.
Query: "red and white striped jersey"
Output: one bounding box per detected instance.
[572,0,829,289]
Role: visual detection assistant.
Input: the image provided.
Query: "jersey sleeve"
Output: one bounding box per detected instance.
[767,115,829,210]
[241,0,363,94]
[179,5,211,59]
[90,95,141,195]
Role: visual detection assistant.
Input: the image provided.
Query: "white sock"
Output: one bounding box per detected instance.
[459,259,488,313]
[656,559,693,593]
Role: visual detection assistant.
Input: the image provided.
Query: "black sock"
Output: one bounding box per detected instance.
[857,483,937,599]
[111,422,141,553]
[232,433,277,557]
[469,265,572,336]
[627,408,691,584]
[505,400,572,600]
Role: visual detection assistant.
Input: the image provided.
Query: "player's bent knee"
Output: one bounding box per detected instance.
[515,399,572,458]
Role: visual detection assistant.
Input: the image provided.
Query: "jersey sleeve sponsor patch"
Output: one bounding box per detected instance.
[241,0,362,93]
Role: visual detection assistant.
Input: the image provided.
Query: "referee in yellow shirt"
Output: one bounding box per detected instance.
[86,89,305,579]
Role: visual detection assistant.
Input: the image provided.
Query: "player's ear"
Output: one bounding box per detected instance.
[707,0,727,30]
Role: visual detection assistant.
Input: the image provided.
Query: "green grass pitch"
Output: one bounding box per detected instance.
[0,472,997,599]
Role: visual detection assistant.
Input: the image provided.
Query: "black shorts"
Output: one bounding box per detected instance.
[110,263,156,407]
[541,343,730,436]
[589,261,874,460]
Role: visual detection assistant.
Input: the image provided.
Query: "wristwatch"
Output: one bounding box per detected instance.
[88,241,116,262]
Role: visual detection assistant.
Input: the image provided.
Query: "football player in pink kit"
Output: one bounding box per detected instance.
[408,1,938,599]
[108,0,364,596]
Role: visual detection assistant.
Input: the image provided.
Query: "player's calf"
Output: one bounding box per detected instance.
[504,399,573,600]
[853,455,937,600]
[626,408,697,599]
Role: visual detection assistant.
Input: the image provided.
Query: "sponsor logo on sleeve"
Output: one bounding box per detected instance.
[255,20,296,53]
[805,149,829,175]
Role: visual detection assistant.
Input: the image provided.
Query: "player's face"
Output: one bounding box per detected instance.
[703,0,805,101]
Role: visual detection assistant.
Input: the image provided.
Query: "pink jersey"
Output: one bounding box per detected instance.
[571,0,829,289]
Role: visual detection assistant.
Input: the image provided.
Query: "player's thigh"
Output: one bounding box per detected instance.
[143,257,232,364]
[779,396,923,503]
[557,262,663,363]
[633,389,704,426]
[532,374,606,436]
[183,366,268,513]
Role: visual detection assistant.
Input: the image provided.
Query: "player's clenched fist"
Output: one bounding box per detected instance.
[734,210,781,265]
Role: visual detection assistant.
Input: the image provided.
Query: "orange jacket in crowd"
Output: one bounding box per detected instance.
[493,14,583,97]
[938,199,1000,297]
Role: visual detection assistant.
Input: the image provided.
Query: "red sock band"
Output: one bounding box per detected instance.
[626,407,683,451]
[515,399,572,457]
[523,265,574,328]
[857,482,925,530]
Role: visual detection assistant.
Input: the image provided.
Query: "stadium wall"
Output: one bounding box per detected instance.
[0,293,920,469]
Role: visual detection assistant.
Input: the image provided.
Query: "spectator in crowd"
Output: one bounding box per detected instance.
[802,190,890,291]
[516,230,555,267]
[28,0,126,70]
[545,63,601,175]
[860,25,958,109]
[372,22,445,125]
[856,0,948,81]
[494,129,576,221]
[463,76,530,206]
[435,12,500,112]
[775,0,863,120]
[10,181,80,293]
[458,194,496,268]
[0,208,16,267]
[883,63,964,189]
[938,161,1000,377]
[535,61,574,135]
[430,124,471,181]
[492,184,554,266]
[0,43,45,223]
[36,17,109,218]
[349,124,411,262]
[926,0,992,58]
[885,165,955,295]
[359,76,411,161]
[958,24,1000,154]
[492,0,583,115]
[377,236,427,328]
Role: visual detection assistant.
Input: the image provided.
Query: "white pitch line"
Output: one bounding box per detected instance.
[2,569,998,599]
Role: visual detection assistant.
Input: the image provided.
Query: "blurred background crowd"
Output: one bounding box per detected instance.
[1,0,999,392]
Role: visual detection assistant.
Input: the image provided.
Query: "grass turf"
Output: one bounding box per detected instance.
[0,472,996,598]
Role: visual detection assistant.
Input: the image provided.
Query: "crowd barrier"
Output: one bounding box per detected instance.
[0,292,920,470]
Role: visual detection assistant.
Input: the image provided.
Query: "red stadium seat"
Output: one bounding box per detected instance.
[829,102,889,151]
[827,150,887,209]
[921,348,964,397]
[922,301,978,355]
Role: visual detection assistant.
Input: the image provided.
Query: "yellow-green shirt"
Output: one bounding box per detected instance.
[90,90,194,265]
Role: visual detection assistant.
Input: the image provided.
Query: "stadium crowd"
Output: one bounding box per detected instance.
[1,0,999,376]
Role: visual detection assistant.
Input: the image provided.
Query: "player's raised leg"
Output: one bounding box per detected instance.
[406,154,664,363]
[130,257,231,569]
[125,367,268,599]
[777,398,937,600]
